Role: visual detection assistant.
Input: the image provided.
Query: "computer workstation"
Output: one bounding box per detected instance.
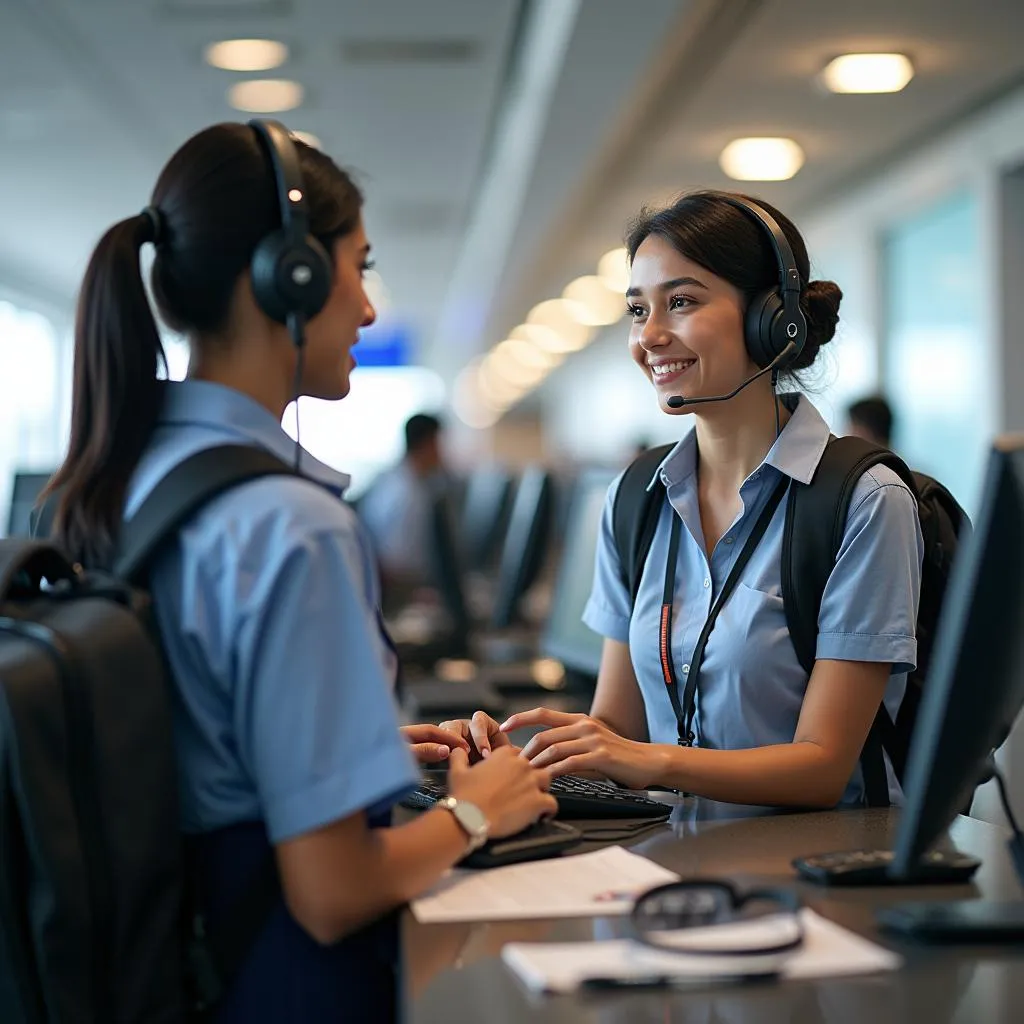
[794,435,1024,937]
[4,471,52,538]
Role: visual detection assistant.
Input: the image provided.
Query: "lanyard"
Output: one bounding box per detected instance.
[659,476,790,746]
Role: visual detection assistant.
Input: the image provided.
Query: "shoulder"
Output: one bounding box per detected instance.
[847,462,918,520]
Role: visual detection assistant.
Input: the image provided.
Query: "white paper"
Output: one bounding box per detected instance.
[410,845,679,924]
[501,909,903,993]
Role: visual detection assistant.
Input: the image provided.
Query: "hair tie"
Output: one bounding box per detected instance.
[140,206,165,247]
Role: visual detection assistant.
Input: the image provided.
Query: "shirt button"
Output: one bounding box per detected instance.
[703,578,711,588]
[682,664,690,674]
[724,536,734,544]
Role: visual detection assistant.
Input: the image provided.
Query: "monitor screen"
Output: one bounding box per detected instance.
[6,472,53,538]
[540,468,616,677]
[458,466,514,571]
[891,436,1024,877]
[490,466,554,630]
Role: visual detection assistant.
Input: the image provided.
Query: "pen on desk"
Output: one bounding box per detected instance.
[580,971,780,992]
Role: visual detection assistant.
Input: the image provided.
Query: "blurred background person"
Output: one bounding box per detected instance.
[846,394,895,449]
[359,412,451,609]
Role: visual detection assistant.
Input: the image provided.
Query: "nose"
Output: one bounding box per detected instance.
[361,298,377,329]
[636,310,672,352]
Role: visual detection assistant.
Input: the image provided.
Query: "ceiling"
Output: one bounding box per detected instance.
[2,0,1024,401]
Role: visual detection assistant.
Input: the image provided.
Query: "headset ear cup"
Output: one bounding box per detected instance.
[744,289,783,368]
[250,231,332,325]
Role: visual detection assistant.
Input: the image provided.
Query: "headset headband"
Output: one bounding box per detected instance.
[717,194,802,297]
[249,119,311,240]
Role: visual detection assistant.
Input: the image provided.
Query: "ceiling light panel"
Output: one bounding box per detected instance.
[719,137,804,181]
[822,53,914,94]
[228,79,304,113]
[205,39,288,71]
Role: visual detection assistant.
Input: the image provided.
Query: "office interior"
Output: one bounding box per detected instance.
[3,0,1024,1017]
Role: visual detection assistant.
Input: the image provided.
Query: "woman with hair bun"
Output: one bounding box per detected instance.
[445,191,923,810]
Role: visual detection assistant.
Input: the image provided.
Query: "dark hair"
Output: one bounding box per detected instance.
[46,122,363,567]
[848,395,895,446]
[405,413,443,454]
[625,190,842,374]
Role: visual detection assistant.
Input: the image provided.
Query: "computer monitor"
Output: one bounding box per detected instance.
[459,466,514,571]
[426,489,471,640]
[490,466,554,630]
[6,472,53,538]
[889,435,1024,878]
[540,468,616,678]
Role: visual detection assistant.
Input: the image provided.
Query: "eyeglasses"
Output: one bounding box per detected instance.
[630,880,804,959]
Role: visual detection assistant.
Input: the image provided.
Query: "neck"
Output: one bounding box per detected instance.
[188,331,294,421]
[693,383,790,492]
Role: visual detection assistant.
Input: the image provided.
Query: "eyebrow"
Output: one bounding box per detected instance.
[625,276,709,298]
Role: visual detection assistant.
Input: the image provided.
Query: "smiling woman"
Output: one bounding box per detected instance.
[434,189,924,815]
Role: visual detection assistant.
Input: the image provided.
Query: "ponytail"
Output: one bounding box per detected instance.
[44,213,166,567]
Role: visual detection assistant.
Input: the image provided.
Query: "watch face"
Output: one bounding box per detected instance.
[453,800,488,837]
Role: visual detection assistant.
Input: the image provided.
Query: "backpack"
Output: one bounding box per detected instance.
[612,434,969,807]
[0,445,297,1023]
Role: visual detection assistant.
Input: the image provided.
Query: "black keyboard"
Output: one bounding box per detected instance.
[401,774,672,820]
[793,848,981,886]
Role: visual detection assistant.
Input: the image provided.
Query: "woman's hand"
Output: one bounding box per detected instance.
[436,711,521,763]
[399,723,471,765]
[447,747,557,838]
[501,708,661,790]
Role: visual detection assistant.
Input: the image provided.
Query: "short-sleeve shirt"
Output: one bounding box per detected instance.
[357,462,435,582]
[125,380,419,844]
[583,396,924,806]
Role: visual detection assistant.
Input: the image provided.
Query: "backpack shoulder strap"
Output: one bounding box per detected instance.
[115,444,295,582]
[782,435,916,674]
[611,443,674,605]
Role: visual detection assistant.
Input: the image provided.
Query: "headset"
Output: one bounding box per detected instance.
[666,194,807,409]
[248,118,333,345]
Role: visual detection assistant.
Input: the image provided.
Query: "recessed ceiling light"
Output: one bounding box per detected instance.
[562,276,625,326]
[205,39,288,72]
[525,300,593,352]
[227,79,304,113]
[822,53,914,94]
[719,137,804,181]
[290,130,322,150]
[597,247,630,293]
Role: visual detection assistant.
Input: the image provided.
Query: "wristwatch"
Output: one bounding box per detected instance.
[436,796,490,852]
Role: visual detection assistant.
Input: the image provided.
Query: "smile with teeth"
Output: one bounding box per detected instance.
[650,359,696,384]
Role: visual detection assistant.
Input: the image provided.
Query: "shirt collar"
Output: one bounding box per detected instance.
[158,379,352,495]
[646,394,831,491]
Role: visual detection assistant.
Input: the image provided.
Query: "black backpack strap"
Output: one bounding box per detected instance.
[782,434,918,807]
[612,443,675,605]
[114,445,295,582]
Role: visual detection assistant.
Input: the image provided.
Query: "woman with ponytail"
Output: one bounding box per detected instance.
[444,191,924,813]
[45,122,555,1022]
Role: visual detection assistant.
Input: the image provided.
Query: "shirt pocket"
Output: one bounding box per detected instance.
[710,581,793,677]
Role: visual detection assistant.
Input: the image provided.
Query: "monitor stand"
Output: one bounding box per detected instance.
[875,767,1024,942]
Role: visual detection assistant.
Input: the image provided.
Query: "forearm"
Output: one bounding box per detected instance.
[647,740,849,808]
[295,809,468,944]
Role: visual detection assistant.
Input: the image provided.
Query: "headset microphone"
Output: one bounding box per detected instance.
[666,339,799,409]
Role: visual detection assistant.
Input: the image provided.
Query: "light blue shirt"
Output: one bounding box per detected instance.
[125,380,419,843]
[583,396,924,807]
[358,462,436,582]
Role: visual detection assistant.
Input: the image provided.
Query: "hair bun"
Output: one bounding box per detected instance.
[802,279,842,348]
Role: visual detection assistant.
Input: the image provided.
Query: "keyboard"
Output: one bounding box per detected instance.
[792,848,981,886]
[401,774,672,820]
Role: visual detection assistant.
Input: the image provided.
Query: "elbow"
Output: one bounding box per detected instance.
[286,898,350,947]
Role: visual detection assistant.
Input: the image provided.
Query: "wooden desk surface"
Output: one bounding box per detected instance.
[404,800,1024,1023]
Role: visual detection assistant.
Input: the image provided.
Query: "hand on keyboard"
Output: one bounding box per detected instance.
[504,707,660,791]
[437,711,518,763]
[446,747,556,838]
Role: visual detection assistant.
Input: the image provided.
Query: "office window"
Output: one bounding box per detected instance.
[0,300,62,533]
[883,190,989,514]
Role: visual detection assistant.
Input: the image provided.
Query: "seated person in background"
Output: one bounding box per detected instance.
[845,394,895,449]
[358,412,450,610]
[438,191,923,811]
